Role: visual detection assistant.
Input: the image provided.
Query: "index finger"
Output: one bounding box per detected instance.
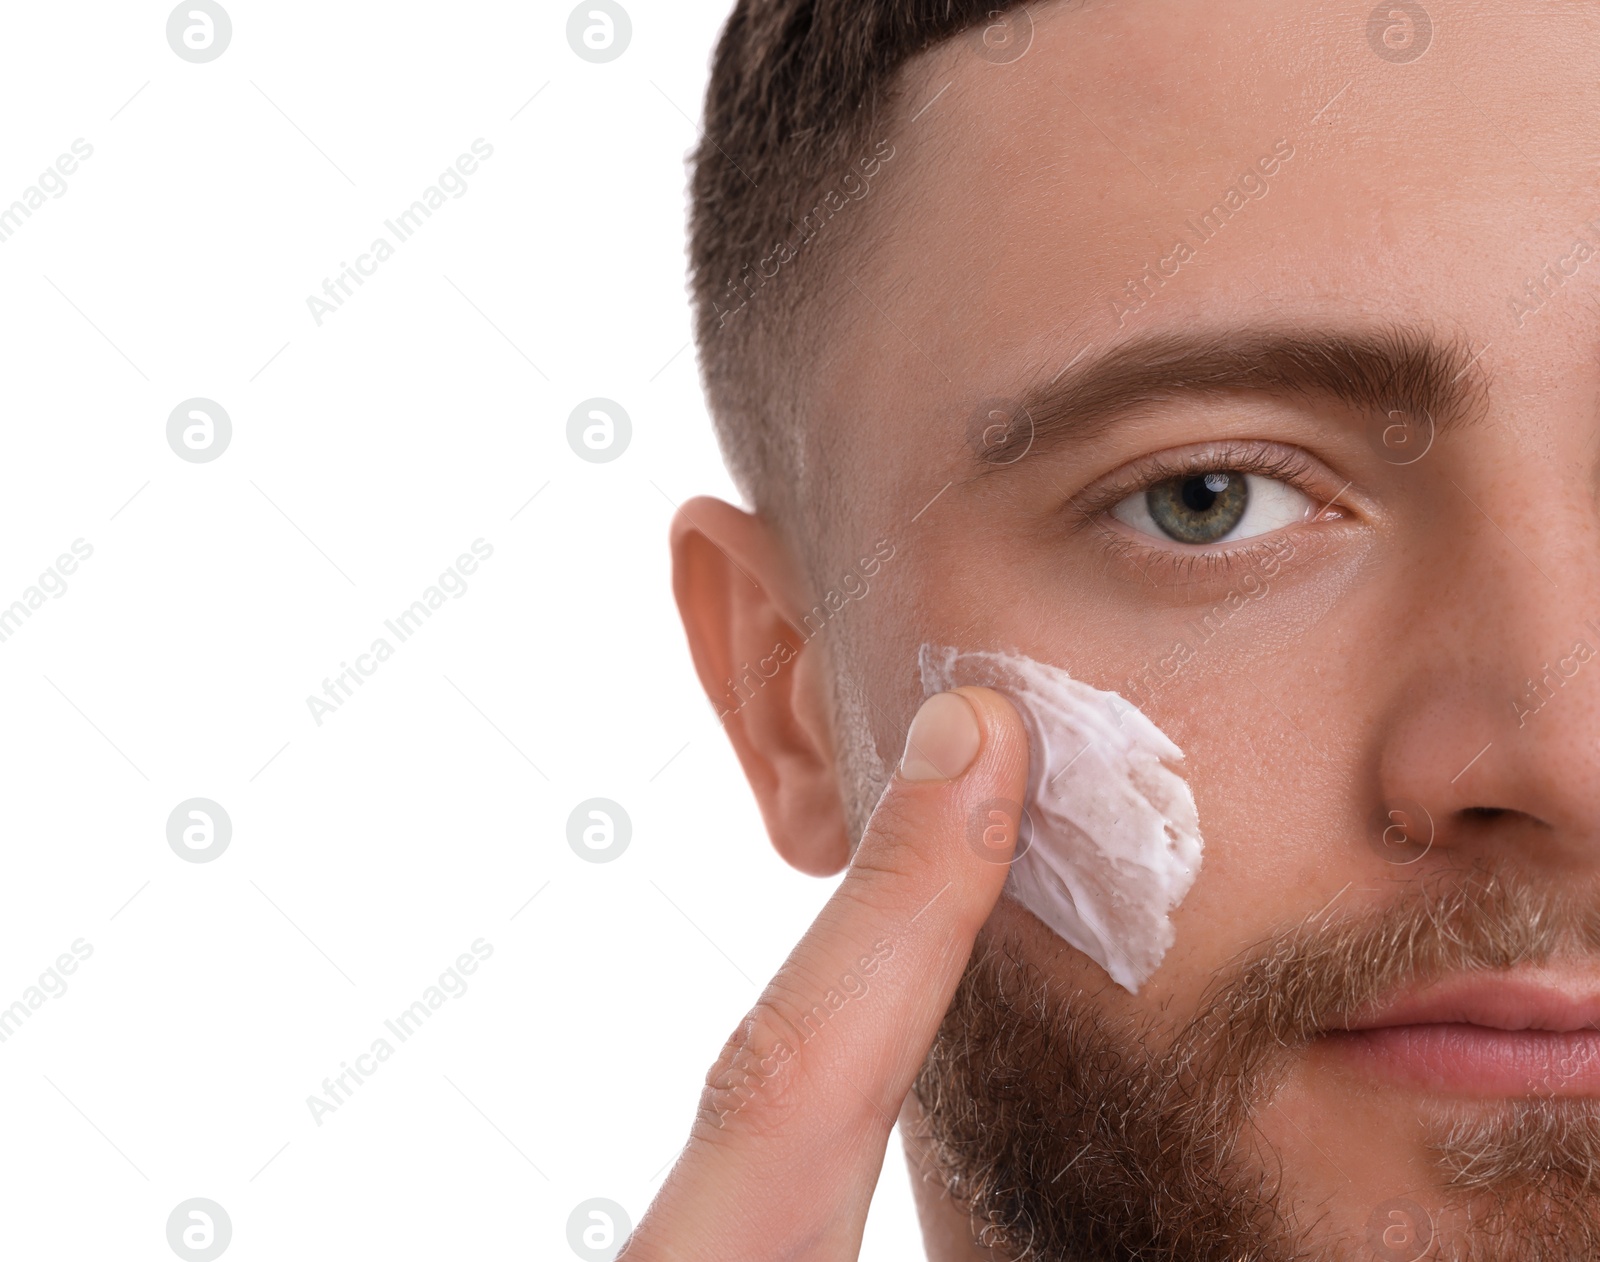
[630,684,1029,1257]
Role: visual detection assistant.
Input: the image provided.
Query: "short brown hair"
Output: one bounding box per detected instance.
[688,2,1025,539]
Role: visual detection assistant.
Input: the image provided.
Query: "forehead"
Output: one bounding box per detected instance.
[816,0,1600,486]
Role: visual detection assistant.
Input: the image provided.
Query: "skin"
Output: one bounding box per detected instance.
[634,0,1600,1256]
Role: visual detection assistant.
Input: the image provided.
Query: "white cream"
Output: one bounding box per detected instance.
[918,644,1203,994]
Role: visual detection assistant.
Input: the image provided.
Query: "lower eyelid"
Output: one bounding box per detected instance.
[1103,533,1289,589]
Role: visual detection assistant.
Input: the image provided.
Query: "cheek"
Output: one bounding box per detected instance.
[1155,679,1370,999]
[983,898,1183,1033]
[885,531,1379,1004]
[1119,547,1381,963]
[983,897,1128,987]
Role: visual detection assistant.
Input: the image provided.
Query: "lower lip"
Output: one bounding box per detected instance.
[1322,1024,1600,1094]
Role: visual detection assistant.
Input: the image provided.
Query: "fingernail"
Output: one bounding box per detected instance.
[900,691,981,781]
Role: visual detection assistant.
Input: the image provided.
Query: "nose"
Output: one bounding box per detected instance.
[1369,469,1600,871]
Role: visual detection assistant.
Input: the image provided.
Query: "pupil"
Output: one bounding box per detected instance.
[1182,477,1219,511]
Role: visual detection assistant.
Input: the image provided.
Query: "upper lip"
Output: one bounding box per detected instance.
[1338,970,1600,1034]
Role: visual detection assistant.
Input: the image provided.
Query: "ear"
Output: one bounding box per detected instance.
[669,495,852,876]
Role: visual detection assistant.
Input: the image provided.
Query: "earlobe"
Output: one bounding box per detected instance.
[669,496,852,877]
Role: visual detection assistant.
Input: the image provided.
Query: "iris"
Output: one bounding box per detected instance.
[1146,471,1248,543]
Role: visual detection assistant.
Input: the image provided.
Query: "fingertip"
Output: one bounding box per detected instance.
[898,690,982,781]
[950,685,1029,772]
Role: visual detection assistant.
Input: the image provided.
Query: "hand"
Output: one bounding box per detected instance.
[625,686,1029,1260]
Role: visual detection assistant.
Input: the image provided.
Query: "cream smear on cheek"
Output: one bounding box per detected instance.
[919,645,1203,994]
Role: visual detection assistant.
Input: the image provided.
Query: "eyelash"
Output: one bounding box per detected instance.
[1063,440,1340,583]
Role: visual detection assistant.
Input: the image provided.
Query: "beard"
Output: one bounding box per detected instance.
[911,859,1600,1262]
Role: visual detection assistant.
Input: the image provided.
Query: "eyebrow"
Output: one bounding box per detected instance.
[971,323,1492,470]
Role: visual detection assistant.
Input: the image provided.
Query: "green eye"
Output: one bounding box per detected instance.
[1146,471,1248,544]
[1111,468,1313,546]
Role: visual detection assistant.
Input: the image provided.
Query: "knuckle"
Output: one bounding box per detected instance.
[853,791,941,889]
[691,995,810,1142]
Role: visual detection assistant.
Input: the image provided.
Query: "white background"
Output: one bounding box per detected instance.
[0,2,920,1258]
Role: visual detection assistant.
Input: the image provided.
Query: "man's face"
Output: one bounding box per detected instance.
[804,1,1600,1256]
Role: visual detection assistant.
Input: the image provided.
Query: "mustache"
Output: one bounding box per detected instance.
[1203,857,1600,1065]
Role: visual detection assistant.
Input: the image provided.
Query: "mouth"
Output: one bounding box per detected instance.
[1318,968,1600,1096]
